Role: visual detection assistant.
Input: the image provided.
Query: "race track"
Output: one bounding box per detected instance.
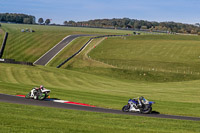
[33,34,93,66]
[1,93,200,121]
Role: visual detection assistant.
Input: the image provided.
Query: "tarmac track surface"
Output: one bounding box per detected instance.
[33,34,93,66]
[1,94,200,121]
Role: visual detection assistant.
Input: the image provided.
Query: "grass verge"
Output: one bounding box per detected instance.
[1,102,200,133]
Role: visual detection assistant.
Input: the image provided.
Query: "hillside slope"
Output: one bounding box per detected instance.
[1,23,132,63]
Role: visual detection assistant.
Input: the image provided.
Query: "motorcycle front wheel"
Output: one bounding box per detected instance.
[122,105,129,112]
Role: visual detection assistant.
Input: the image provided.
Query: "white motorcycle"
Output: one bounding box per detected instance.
[25,87,51,100]
[122,97,155,114]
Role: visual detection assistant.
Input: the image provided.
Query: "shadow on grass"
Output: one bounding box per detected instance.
[151,111,160,114]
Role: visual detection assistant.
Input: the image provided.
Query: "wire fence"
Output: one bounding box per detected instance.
[95,59,200,76]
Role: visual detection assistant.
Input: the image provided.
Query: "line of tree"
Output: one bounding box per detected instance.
[0,13,35,24]
[64,18,200,34]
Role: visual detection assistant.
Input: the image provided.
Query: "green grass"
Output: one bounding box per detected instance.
[86,35,200,82]
[89,35,200,71]
[1,102,200,133]
[0,27,5,47]
[0,63,200,117]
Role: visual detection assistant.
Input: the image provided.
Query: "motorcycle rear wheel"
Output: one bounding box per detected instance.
[34,95,38,100]
[140,106,152,114]
[38,93,46,100]
[25,93,30,99]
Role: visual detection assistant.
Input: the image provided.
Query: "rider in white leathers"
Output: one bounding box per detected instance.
[30,85,44,97]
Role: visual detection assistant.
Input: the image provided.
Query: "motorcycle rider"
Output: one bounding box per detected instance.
[30,85,44,97]
[39,85,44,90]
[132,96,144,108]
[138,96,144,107]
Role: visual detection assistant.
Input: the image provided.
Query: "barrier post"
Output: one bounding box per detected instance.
[0,32,8,58]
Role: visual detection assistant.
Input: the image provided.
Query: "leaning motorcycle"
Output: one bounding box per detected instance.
[122,97,155,114]
[25,88,51,100]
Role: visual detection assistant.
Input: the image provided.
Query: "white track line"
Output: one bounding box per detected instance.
[53,100,69,103]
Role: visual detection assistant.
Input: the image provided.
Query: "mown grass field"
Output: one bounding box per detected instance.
[1,23,200,132]
[0,28,4,45]
[87,35,200,82]
[1,102,200,133]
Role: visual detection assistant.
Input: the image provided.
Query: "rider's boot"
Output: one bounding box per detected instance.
[30,89,35,97]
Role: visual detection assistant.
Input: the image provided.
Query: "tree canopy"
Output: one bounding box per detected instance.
[64,18,200,34]
[0,13,35,24]
[38,18,44,24]
[45,19,51,25]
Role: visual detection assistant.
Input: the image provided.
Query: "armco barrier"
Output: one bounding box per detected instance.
[57,34,129,68]
[0,32,8,58]
[0,58,33,66]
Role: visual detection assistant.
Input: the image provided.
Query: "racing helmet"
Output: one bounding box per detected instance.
[139,96,144,100]
[40,85,44,90]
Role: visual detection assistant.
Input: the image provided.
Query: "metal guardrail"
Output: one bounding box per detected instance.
[0,58,33,66]
[0,32,8,58]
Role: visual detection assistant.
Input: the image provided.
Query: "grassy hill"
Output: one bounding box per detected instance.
[0,23,200,132]
[53,34,200,82]
[84,35,200,82]
[1,23,132,63]
[88,35,200,72]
